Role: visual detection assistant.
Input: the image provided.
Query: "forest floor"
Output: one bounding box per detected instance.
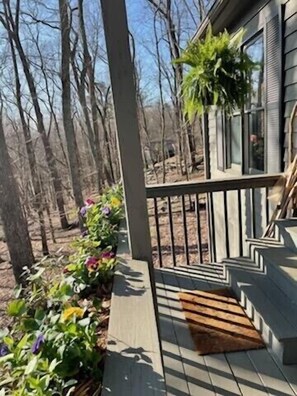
[0,154,206,327]
[0,218,80,327]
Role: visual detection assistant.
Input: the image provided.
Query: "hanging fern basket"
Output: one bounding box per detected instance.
[175,27,257,119]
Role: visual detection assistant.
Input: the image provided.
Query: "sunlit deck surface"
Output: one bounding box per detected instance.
[155,264,297,396]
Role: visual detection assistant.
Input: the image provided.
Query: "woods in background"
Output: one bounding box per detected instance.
[0,0,211,282]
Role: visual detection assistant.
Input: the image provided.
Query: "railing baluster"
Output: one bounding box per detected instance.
[265,187,270,227]
[237,189,243,256]
[208,192,217,263]
[211,193,217,262]
[251,188,256,238]
[153,198,162,267]
[223,191,230,258]
[145,174,282,269]
[167,196,176,267]
[181,195,190,265]
[195,194,203,264]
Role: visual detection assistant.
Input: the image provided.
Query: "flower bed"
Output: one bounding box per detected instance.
[0,186,124,395]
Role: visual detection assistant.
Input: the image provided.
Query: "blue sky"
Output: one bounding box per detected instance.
[125,0,200,103]
[0,0,201,109]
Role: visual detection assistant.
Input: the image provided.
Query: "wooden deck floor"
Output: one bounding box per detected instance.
[155,264,297,396]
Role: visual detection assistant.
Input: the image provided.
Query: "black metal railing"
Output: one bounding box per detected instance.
[146,174,282,268]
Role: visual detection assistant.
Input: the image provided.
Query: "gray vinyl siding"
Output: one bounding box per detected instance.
[284,0,297,165]
[206,0,284,261]
[208,0,297,175]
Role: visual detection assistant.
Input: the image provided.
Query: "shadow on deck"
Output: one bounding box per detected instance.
[155,264,297,396]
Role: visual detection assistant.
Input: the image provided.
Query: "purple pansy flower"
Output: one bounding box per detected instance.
[85,256,99,272]
[85,256,98,266]
[0,344,9,357]
[81,230,88,238]
[32,334,45,355]
[80,206,87,217]
[101,251,115,259]
[85,199,95,206]
[102,207,111,217]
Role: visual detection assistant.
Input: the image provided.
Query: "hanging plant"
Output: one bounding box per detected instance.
[175,27,256,119]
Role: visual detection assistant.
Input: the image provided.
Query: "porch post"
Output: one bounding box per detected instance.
[100,0,152,264]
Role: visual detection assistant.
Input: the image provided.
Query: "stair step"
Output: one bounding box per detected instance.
[224,260,297,364]
[275,219,297,253]
[247,241,297,303]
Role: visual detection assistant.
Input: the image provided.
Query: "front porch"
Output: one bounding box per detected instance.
[100,1,297,394]
[102,195,297,395]
[156,264,297,396]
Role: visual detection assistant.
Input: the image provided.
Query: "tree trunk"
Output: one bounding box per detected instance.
[147,0,197,171]
[0,110,34,284]
[9,33,49,255]
[78,0,103,190]
[2,0,69,229]
[59,0,84,218]
[70,33,102,191]
[153,12,166,183]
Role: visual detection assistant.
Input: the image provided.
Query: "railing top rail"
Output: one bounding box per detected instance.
[146,173,283,198]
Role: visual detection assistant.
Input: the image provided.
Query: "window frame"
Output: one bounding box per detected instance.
[243,30,267,175]
[223,29,267,175]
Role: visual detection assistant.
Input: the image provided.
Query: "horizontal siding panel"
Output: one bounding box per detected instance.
[285,66,297,86]
[285,31,297,54]
[284,83,297,101]
[284,116,297,132]
[284,132,297,148]
[285,49,297,70]
[284,148,297,164]
[284,0,297,21]
[285,13,297,37]
[285,101,297,117]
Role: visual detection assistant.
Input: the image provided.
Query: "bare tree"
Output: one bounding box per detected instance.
[8,25,49,255]
[78,0,103,190]
[147,0,203,173]
[0,103,34,284]
[0,0,69,229]
[59,0,84,216]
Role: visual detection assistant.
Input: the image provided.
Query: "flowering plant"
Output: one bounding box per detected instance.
[64,248,116,295]
[0,185,124,394]
[77,186,124,251]
[0,301,101,395]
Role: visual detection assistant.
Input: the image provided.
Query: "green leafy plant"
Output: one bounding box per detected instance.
[0,185,124,395]
[0,304,101,395]
[64,249,117,295]
[175,27,256,118]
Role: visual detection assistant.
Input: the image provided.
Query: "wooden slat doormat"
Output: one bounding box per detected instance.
[178,288,265,355]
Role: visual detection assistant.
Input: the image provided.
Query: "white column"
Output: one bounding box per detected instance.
[100,0,152,264]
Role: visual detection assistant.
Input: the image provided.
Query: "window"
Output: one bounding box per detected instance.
[244,34,265,173]
[222,32,266,173]
[226,114,242,167]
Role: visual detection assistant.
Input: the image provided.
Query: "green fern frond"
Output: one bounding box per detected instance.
[175,26,256,119]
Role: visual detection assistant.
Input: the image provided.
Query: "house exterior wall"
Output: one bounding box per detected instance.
[284,1,297,163]
[207,0,297,262]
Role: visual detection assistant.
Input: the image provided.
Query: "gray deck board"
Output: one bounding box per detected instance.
[247,349,296,396]
[165,268,215,396]
[102,260,165,396]
[155,270,189,396]
[226,352,268,395]
[156,264,297,396]
[184,266,242,396]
